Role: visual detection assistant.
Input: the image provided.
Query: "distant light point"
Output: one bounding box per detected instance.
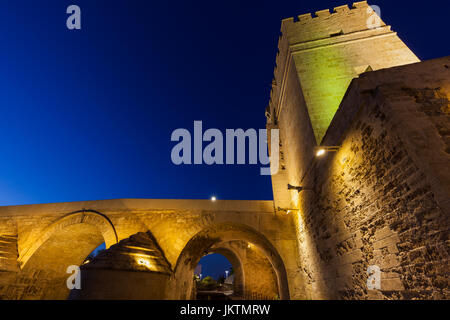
[211,196,217,201]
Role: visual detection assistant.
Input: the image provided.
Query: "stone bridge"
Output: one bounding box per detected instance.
[0,199,298,300]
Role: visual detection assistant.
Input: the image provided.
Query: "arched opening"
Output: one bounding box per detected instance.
[194,253,234,300]
[17,211,117,300]
[170,223,289,300]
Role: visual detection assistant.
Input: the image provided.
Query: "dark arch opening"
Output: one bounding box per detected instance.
[171,223,289,300]
[195,253,234,300]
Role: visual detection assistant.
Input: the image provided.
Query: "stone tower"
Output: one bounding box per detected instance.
[266,1,449,300]
[267,1,420,209]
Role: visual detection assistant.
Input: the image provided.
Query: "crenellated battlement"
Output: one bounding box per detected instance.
[280,1,385,45]
[269,1,384,117]
[282,1,368,24]
[267,1,420,142]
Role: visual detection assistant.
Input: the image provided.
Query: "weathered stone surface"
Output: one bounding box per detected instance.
[0,200,295,300]
[264,1,449,300]
[82,231,172,273]
[0,2,448,301]
[270,1,419,144]
[270,54,450,299]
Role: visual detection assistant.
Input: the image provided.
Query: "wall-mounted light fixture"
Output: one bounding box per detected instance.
[137,258,151,268]
[277,207,300,214]
[315,146,340,157]
[287,184,314,192]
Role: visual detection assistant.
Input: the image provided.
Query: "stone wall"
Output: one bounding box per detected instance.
[242,244,279,299]
[0,199,297,299]
[266,2,448,299]
[291,57,450,299]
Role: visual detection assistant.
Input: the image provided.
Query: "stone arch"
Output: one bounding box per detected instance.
[15,210,118,299]
[208,245,245,295]
[170,222,290,300]
[209,240,279,299]
[19,209,118,268]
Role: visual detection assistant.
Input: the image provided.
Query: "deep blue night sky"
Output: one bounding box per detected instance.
[0,0,448,207]
[198,254,232,280]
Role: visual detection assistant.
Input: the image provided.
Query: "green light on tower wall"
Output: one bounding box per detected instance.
[296,46,355,143]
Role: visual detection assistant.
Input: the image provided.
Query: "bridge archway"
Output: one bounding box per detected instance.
[17,210,118,299]
[20,209,117,268]
[207,245,245,296]
[170,222,289,300]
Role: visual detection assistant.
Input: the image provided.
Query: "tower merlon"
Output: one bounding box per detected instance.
[333,5,350,14]
[352,1,369,8]
[314,9,331,18]
[282,1,372,28]
[298,13,312,22]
